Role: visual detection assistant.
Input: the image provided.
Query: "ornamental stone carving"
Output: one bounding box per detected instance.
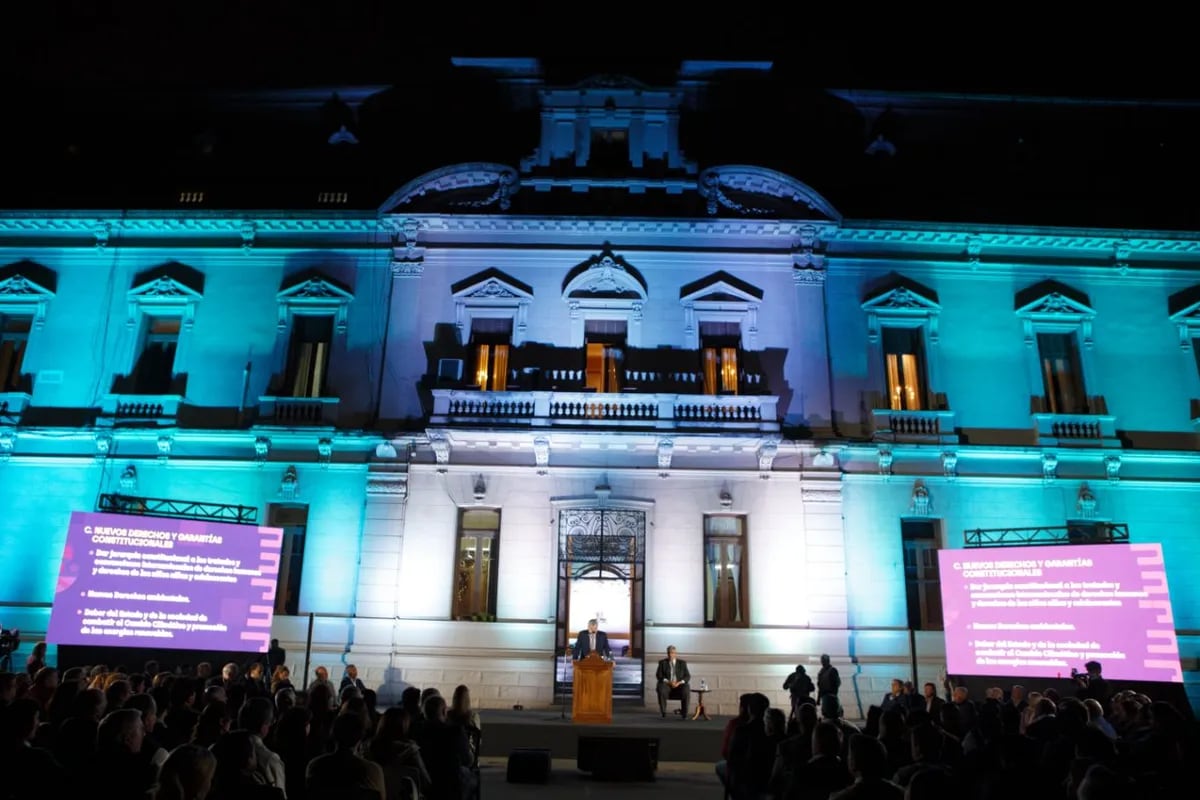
[942,451,958,479]
[317,438,333,467]
[1042,452,1058,481]
[95,432,113,460]
[429,433,451,472]
[0,431,15,461]
[909,481,932,517]
[757,439,780,477]
[254,436,270,465]
[1076,483,1097,519]
[878,446,894,476]
[157,435,172,461]
[366,473,409,499]
[119,464,137,492]
[657,439,674,476]
[1104,454,1121,482]
[279,465,299,500]
[533,436,550,475]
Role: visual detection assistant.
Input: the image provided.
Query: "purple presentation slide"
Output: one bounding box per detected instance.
[47,511,284,653]
[939,543,1182,682]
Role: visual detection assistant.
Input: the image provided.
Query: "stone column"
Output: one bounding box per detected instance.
[354,456,409,619]
[379,219,427,424]
[791,226,834,435]
[800,470,847,630]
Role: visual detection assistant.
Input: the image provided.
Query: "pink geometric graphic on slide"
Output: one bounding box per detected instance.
[240,525,284,652]
[1131,543,1183,683]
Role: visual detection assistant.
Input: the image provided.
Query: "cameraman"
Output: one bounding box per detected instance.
[1071,660,1110,710]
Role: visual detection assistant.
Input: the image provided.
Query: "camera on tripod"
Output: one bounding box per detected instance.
[0,627,20,671]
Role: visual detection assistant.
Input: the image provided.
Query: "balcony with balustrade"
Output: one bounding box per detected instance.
[256,396,341,427]
[870,408,958,444]
[97,394,183,427]
[1032,413,1120,448]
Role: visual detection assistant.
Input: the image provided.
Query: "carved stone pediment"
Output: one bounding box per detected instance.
[379,162,519,214]
[862,276,941,344]
[127,264,204,329]
[0,261,56,329]
[276,272,355,333]
[698,165,842,221]
[562,246,648,300]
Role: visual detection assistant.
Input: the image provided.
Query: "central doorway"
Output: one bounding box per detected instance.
[554,506,646,699]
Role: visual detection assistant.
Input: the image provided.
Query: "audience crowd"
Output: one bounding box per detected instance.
[716,672,1198,800]
[1,649,481,800]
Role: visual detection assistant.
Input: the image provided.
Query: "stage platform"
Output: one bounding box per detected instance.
[477,705,730,763]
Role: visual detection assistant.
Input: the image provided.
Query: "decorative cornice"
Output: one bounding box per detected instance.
[698,165,842,221]
[378,163,520,214]
[366,472,408,498]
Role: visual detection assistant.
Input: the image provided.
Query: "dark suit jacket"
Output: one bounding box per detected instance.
[655,657,690,684]
[572,629,611,659]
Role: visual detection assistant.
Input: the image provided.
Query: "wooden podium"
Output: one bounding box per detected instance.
[572,652,614,723]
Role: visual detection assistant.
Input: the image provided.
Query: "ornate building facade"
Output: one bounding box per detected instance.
[1,62,1198,713]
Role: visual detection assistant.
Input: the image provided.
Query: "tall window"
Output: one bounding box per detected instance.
[882,327,926,411]
[584,320,625,393]
[902,520,942,631]
[470,318,512,391]
[0,314,32,392]
[1192,338,1200,381]
[590,128,629,172]
[285,315,333,398]
[269,504,308,615]
[704,515,748,627]
[453,509,500,621]
[130,317,181,394]
[1037,332,1086,414]
[700,322,739,395]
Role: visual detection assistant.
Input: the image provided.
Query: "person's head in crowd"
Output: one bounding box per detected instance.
[105,679,132,711]
[195,662,212,680]
[143,660,159,676]
[1010,685,1026,705]
[1083,660,1103,677]
[124,693,159,734]
[847,734,889,781]
[951,686,969,704]
[812,720,843,758]
[819,694,843,721]
[308,682,334,714]
[451,684,472,717]
[156,744,216,800]
[315,666,329,683]
[735,692,754,722]
[401,686,422,716]
[332,711,366,752]
[820,653,831,668]
[31,666,59,693]
[797,701,819,735]
[344,664,359,682]
[245,662,264,682]
[424,694,448,723]
[864,705,883,737]
[170,677,196,709]
[12,672,31,699]
[210,729,258,784]
[879,708,906,740]
[128,673,147,695]
[765,707,787,737]
[339,684,361,705]
[906,765,952,800]
[362,688,378,715]
[192,700,230,745]
[419,686,441,709]
[101,672,127,691]
[237,696,273,739]
[2,697,40,743]
[985,686,1003,701]
[0,672,18,705]
[911,721,943,763]
[922,682,937,700]
[97,707,145,754]
[275,687,296,715]
[937,703,961,736]
[340,695,368,721]
[88,664,107,678]
[221,662,238,682]
[890,678,904,696]
[204,684,226,706]
[1043,688,1060,704]
[274,706,312,750]
[72,687,107,721]
[61,666,85,685]
[371,707,410,755]
[271,665,290,684]
[747,693,770,721]
[1082,698,1105,723]
[30,641,47,662]
[1076,763,1131,800]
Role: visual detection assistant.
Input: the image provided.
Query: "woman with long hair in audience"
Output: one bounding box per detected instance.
[157,744,218,800]
[269,665,294,695]
[24,641,47,677]
[368,706,432,800]
[447,684,482,765]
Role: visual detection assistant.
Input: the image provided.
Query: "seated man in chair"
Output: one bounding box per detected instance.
[655,645,691,718]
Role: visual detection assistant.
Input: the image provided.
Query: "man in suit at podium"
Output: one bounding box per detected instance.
[656,645,691,718]
[572,618,612,660]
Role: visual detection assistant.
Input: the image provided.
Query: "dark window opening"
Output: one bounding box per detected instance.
[902,519,943,630]
[0,315,32,393]
[1038,332,1087,414]
[285,315,333,398]
[589,128,629,173]
[130,317,181,395]
[269,504,308,616]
